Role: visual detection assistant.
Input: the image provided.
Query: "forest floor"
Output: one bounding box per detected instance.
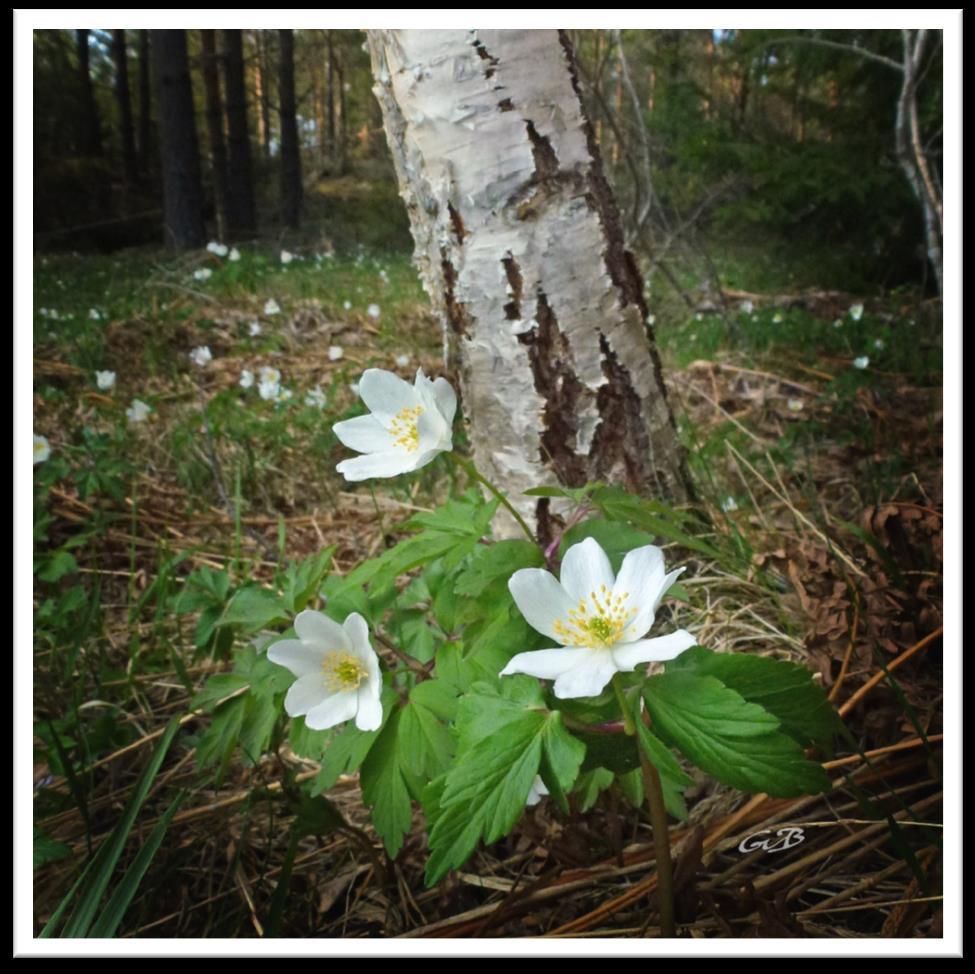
[30,182,944,941]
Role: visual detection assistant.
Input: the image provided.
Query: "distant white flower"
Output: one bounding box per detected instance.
[239,370,254,389]
[264,299,281,316]
[126,398,151,423]
[394,354,410,368]
[193,268,212,282]
[787,398,804,412]
[833,319,843,329]
[333,368,457,481]
[190,346,213,368]
[207,241,229,257]
[249,321,262,337]
[695,312,703,321]
[328,345,344,361]
[95,370,116,391]
[741,300,754,315]
[853,356,870,370]
[773,312,784,324]
[367,304,381,319]
[258,380,280,401]
[525,776,549,807]
[280,250,294,265]
[276,387,293,403]
[228,247,241,262]
[647,314,656,325]
[33,434,51,465]
[258,365,281,385]
[88,308,103,321]
[500,537,695,700]
[849,303,864,321]
[267,609,383,732]
[721,496,738,513]
[874,338,885,350]
[343,300,352,311]
[305,385,327,408]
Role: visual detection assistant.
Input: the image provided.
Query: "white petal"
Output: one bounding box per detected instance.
[284,674,327,717]
[610,630,696,671]
[355,684,383,731]
[342,613,376,665]
[552,650,620,699]
[333,413,394,453]
[614,545,666,637]
[358,368,421,421]
[432,377,457,426]
[304,691,359,730]
[336,450,420,481]
[652,568,685,613]
[266,638,327,677]
[294,609,349,651]
[415,404,450,454]
[508,569,579,644]
[560,537,616,604]
[500,646,593,680]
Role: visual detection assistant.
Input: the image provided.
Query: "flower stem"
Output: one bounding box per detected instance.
[448,452,536,544]
[612,674,676,938]
[638,745,677,938]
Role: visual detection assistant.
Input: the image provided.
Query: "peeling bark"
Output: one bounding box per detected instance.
[367,30,691,536]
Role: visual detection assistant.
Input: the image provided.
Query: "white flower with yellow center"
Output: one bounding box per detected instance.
[267,610,382,732]
[333,368,456,481]
[33,434,51,465]
[501,538,696,699]
[95,370,116,391]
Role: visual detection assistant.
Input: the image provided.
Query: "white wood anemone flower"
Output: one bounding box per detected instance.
[333,368,457,481]
[501,537,696,700]
[267,610,383,732]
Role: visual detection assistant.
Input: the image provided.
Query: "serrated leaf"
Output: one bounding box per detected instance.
[574,767,614,812]
[218,586,288,635]
[643,672,831,797]
[360,708,421,858]
[454,540,543,598]
[425,679,584,885]
[669,646,841,751]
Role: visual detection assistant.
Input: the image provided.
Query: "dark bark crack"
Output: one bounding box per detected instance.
[516,288,587,488]
[440,248,471,338]
[502,253,523,320]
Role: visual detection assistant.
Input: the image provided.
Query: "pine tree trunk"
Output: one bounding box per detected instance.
[152,29,205,250]
[112,30,138,186]
[222,29,257,236]
[76,29,103,157]
[367,30,691,538]
[278,29,303,229]
[200,29,229,239]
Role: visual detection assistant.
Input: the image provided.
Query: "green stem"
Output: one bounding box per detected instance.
[448,452,536,544]
[613,674,676,937]
[639,746,677,938]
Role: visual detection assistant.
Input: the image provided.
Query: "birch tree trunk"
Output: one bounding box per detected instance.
[366,30,691,538]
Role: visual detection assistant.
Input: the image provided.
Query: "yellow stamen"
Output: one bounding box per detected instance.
[322,652,368,691]
[551,589,637,648]
[388,405,424,452]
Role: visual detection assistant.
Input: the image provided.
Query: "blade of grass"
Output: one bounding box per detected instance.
[42,715,181,938]
[86,790,186,938]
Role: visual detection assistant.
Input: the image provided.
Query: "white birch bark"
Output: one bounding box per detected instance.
[367,30,689,537]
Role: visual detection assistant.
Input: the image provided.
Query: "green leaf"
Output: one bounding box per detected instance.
[635,722,692,820]
[37,550,78,582]
[668,646,842,752]
[360,708,421,858]
[574,767,614,812]
[407,491,499,538]
[591,485,720,559]
[424,678,584,885]
[643,672,831,798]
[398,684,456,781]
[282,546,336,614]
[33,827,72,871]
[310,687,397,794]
[218,586,289,635]
[453,540,544,598]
